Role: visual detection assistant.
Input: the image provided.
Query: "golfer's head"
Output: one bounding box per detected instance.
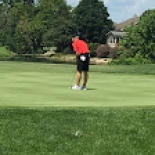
[72,34,79,42]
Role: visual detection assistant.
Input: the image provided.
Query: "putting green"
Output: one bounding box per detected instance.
[0,61,155,107]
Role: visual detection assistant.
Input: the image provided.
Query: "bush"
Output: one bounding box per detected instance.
[110,52,152,65]
[109,47,119,59]
[0,47,14,58]
[88,43,100,57]
[96,44,110,58]
[62,46,74,54]
[134,53,152,64]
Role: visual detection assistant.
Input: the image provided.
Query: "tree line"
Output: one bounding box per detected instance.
[1,0,155,64]
[116,9,155,64]
[0,0,113,54]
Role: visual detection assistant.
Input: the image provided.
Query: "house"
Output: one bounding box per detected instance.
[107,15,139,47]
[115,15,139,31]
[107,31,126,47]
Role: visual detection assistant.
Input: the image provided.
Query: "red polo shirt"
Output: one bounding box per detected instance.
[72,39,90,55]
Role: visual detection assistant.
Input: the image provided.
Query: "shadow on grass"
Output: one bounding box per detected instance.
[86,88,96,91]
[69,88,96,91]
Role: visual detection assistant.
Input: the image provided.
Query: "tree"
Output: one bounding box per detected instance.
[5,2,36,53]
[74,0,113,43]
[2,0,35,7]
[43,17,77,52]
[37,0,77,52]
[2,0,77,54]
[122,9,155,62]
[0,4,8,45]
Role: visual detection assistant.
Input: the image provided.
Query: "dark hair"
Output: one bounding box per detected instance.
[72,32,81,38]
[72,34,78,38]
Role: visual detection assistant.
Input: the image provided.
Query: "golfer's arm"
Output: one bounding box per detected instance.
[75,51,79,56]
[72,43,79,55]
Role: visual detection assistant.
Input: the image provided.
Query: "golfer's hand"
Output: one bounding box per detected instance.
[76,52,79,56]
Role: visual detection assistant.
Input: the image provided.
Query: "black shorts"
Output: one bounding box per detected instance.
[77,53,90,72]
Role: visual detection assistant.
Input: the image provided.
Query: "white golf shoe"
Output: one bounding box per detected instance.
[81,86,87,90]
[72,85,81,90]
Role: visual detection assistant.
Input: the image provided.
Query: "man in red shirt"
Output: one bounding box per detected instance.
[72,35,90,90]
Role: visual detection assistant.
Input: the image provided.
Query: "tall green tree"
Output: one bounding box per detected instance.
[37,0,77,52]
[74,0,113,43]
[0,3,8,45]
[2,0,35,7]
[6,2,36,53]
[42,17,77,52]
[2,0,76,54]
[122,9,155,62]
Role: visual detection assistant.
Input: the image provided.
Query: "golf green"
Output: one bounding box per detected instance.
[0,61,155,107]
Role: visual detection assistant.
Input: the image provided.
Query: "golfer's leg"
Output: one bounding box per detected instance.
[83,71,88,86]
[76,71,82,86]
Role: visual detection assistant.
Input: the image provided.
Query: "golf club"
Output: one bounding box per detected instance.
[69,70,76,89]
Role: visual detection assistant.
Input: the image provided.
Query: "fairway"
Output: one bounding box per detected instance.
[0,61,155,107]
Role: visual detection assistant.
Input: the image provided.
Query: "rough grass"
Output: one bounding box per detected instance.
[1,108,155,155]
[1,61,155,155]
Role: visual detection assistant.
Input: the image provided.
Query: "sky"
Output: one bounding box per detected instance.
[66,0,155,23]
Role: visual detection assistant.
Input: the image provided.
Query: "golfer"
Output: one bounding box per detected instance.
[72,35,90,90]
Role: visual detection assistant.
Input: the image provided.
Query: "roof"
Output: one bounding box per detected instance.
[107,31,126,37]
[115,16,139,30]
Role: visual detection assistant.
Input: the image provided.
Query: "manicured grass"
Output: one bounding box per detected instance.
[1,61,155,155]
[91,63,155,75]
[0,61,155,107]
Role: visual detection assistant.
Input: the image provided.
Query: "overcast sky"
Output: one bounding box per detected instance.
[66,0,155,23]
